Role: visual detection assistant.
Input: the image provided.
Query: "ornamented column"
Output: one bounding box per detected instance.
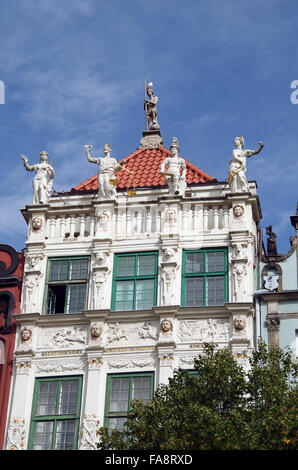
[160,248,179,306]
[266,317,280,348]
[91,250,111,310]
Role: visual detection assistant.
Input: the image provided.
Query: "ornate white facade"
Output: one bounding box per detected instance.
[5,95,263,449]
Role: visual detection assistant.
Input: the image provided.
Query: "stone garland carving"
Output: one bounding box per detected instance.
[35,358,84,373]
[79,414,100,451]
[179,319,230,343]
[6,418,26,450]
[179,356,196,367]
[107,359,154,369]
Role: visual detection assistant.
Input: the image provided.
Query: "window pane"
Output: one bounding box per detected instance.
[49,260,68,281]
[33,421,54,450]
[36,381,58,416]
[186,253,204,273]
[206,277,225,305]
[108,417,127,432]
[109,378,130,412]
[70,259,88,280]
[185,278,204,306]
[67,284,86,313]
[114,280,134,311]
[59,380,79,415]
[136,279,154,310]
[206,252,225,272]
[117,257,135,277]
[137,255,156,276]
[132,376,151,402]
[55,420,76,450]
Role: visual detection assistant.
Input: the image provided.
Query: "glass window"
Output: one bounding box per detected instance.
[182,249,228,307]
[29,376,82,450]
[45,257,89,314]
[112,253,158,311]
[104,373,154,431]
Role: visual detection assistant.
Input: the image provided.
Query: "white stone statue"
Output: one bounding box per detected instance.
[85,144,122,200]
[21,151,54,205]
[160,137,186,196]
[228,136,263,192]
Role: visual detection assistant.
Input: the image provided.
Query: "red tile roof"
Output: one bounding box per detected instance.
[72,146,216,192]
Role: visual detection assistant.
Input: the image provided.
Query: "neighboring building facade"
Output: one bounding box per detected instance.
[0,244,24,450]
[255,205,298,362]
[5,87,265,450]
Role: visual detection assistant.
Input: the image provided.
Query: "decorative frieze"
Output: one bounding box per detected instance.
[179,319,230,343]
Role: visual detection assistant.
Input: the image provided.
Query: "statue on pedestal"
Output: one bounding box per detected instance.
[21,151,54,205]
[144,82,160,130]
[85,144,122,200]
[228,136,263,192]
[160,137,186,195]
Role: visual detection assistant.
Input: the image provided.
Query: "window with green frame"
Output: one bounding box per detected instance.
[28,376,82,450]
[104,372,154,431]
[44,257,89,314]
[111,252,158,311]
[182,248,228,307]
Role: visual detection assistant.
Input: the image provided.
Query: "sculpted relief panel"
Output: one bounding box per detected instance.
[38,326,87,350]
[106,321,158,347]
[178,318,230,343]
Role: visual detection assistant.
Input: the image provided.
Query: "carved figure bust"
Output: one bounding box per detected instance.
[95,251,107,264]
[98,212,109,230]
[233,205,244,218]
[234,317,246,332]
[90,323,102,341]
[160,319,173,335]
[21,327,32,343]
[32,217,43,231]
[166,208,177,225]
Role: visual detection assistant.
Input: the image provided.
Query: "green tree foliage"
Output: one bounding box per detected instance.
[98,341,297,450]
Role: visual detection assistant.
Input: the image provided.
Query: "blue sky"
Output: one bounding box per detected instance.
[0,0,297,253]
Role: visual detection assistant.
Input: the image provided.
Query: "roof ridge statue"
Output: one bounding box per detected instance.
[228,136,263,192]
[85,143,123,200]
[160,137,187,196]
[144,81,160,131]
[21,151,55,205]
